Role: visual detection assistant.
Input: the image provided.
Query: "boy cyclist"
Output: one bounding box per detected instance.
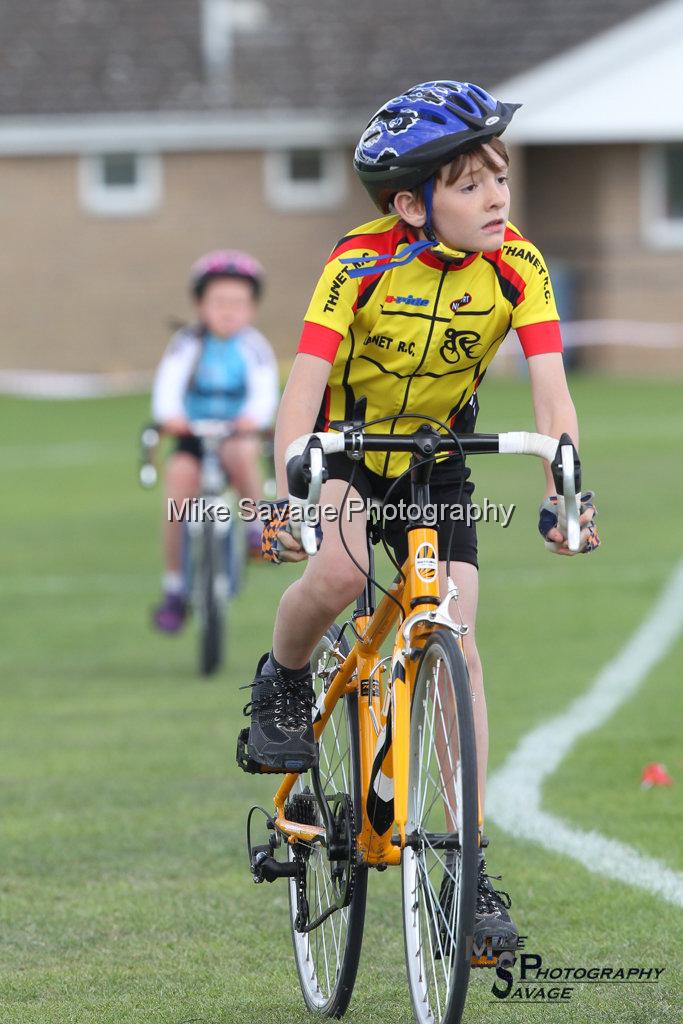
[242,82,599,949]
[151,251,278,633]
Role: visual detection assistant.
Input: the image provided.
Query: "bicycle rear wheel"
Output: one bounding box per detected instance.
[402,629,478,1024]
[224,517,246,598]
[288,625,367,1017]
[198,520,223,676]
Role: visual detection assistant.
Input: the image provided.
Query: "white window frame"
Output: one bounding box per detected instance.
[78,152,163,217]
[640,143,683,249]
[264,148,346,212]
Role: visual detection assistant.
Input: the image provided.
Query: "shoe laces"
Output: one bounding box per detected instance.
[477,861,512,914]
[242,674,314,731]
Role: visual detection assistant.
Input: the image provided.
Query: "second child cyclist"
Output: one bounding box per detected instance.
[151,251,279,633]
[242,81,600,951]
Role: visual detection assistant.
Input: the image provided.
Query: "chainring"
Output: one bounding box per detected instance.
[285,789,319,861]
[287,789,357,933]
[327,792,357,910]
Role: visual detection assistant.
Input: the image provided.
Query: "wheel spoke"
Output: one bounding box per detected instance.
[418,674,440,821]
[403,634,476,1024]
[415,855,444,1017]
[289,629,365,1015]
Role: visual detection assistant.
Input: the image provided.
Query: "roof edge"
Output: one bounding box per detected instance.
[495,0,683,143]
[0,110,365,156]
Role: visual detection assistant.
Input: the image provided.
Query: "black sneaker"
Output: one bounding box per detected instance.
[473,858,518,952]
[242,654,317,772]
[430,852,518,960]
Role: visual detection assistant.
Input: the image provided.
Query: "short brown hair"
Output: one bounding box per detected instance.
[409,137,509,208]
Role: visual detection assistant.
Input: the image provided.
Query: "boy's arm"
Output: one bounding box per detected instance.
[527,352,579,497]
[527,352,597,554]
[264,353,332,563]
[274,352,332,496]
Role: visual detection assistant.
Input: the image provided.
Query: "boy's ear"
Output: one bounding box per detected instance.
[393,190,426,227]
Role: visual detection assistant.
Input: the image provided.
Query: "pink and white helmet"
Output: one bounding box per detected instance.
[190,249,265,299]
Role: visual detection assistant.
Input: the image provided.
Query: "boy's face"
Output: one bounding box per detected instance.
[431,146,510,252]
[196,277,256,339]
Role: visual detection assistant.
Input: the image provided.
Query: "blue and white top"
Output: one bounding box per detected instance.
[152,324,279,428]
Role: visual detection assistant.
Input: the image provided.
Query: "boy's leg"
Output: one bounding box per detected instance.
[245,478,369,771]
[272,478,371,668]
[438,561,486,810]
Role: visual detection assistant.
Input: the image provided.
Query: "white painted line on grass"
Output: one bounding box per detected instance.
[0,369,151,398]
[487,558,683,908]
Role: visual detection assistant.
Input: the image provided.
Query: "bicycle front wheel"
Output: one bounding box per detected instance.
[288,625,367,1018]
[402,628,478,1024]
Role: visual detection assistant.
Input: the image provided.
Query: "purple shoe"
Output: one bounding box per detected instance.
[153,593,187,633]
[246,522,263,560]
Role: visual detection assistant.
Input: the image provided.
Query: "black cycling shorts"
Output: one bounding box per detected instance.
[175,436,204,459]
[325,453,478,569]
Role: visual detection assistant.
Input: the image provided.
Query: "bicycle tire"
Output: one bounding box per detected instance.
[288,625,368,1017]
[198,520,223,676]
[402,628,478,1024]
[224,517,247,598]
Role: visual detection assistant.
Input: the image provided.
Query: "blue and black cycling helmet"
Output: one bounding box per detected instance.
[354,80,521,212]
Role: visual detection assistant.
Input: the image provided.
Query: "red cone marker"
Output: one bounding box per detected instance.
[641,763,673,788]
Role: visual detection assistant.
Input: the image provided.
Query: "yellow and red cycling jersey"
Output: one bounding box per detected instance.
[299,214,561,477]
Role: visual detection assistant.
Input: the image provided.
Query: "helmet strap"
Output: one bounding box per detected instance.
[422,175,437,241]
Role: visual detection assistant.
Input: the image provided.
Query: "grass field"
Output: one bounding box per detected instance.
[1,377,681,1024]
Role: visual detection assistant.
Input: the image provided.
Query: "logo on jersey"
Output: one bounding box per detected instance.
[385,294,429,307]
[323,267,350,313]
[440,329,481,364]
[450,293,472,313]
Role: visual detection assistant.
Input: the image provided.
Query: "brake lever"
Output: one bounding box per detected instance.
[551,433,581,553]
[286,437,327,553]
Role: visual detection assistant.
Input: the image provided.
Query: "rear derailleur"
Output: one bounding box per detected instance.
[245,782,357,934]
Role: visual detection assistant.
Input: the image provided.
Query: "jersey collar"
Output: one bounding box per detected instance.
[406,226,481,271]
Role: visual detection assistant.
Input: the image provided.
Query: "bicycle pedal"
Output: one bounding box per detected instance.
[471,953,499,968]
[250,845,298,883]
[236,728,282,774]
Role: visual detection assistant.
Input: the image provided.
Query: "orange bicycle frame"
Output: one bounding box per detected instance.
[271,524,470,866]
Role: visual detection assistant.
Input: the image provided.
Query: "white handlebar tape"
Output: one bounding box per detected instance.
[285,432,346,464]
[498,431,557,461]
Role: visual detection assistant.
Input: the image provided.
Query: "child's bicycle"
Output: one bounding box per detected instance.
[238,419,581,1024]
[140,420,271,676]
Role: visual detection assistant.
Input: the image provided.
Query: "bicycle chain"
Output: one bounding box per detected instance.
[331,792,357,910]
[285,790,318,931]
[286,789,357,932]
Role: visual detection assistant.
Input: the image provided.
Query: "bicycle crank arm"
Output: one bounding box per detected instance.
[392,831,462,851]
[250,846,298,883]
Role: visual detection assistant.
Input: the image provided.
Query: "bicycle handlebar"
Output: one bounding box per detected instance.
[284,427,582,554]
[138,420,273,489]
